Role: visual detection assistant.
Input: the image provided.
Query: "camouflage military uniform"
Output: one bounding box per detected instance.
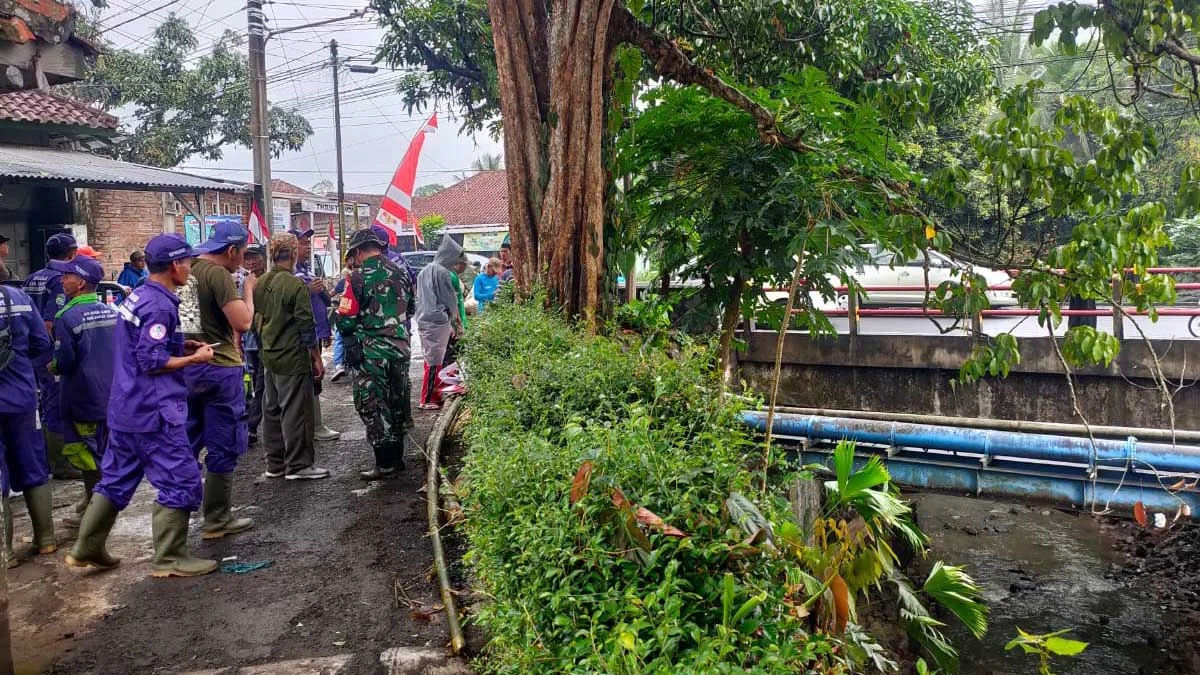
[334,253,414,471]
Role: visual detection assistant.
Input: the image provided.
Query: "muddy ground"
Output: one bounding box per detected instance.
[8,358,464,675]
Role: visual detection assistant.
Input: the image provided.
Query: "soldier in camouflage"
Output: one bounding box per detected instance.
[334,229,415,480]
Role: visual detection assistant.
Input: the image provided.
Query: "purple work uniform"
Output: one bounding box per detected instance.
[294,259,332,341]
[97,281,203,512]
[54,299,118,463]
[0,285,52,496]
[22,266,67,434]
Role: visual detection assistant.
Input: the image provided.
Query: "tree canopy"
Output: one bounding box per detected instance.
[70,14,313,168]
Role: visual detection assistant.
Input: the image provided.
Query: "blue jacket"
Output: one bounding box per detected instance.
[23,266,66,327]
[108,281,188,433]
[0,286,51,414]
[54,298,117,423]
[117,263,148,289]
[473,273,500,311]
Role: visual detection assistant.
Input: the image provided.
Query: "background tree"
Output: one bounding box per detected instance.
[66,14,313,168]
[419,213,447,250]
[415,183,447,197]
[374,0,990,329]
[312,179,336,195]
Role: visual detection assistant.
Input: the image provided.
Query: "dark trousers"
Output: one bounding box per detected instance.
[262,370,315,475]
[246,349,265,435]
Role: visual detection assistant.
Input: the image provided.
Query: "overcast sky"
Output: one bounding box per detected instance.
[89,0,503,196]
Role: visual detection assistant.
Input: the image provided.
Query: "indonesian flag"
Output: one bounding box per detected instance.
[326,214,340,269]
[373,112,438,246]
[248,199,270,243]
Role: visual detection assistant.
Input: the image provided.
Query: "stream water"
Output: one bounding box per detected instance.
[916,493,1173,675]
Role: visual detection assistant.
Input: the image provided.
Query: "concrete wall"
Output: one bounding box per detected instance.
[737,332,1200,431]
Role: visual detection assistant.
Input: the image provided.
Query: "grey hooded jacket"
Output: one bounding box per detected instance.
[415,236,466,327]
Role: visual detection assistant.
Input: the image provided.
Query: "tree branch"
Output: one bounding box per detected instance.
[1157,38,1200,67]
[413,40,487,85]
[612,6,815,153]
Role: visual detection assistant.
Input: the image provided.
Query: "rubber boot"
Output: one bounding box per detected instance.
[4,499,15,570]
[62,470,100,529]
[150,504,217,578]
[47,432,82,481]
[313,397,341,442]
[65,493,121,570]
[23,483,57,555]
[201,473,254,540]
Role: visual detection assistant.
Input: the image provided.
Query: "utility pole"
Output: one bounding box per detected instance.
[331,39,346,270]
[247,0,273,235]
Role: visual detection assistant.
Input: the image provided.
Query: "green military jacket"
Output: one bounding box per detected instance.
[334,254,413,359]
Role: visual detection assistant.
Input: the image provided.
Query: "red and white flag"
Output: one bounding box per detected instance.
[326,214,340,268]
[373,112,438,246]
[248,199,270,243]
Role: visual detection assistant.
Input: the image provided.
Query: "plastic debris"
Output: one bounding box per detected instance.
[220,560,273,574]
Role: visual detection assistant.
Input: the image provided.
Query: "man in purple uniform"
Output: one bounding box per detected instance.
[185,221,256,540]
[0,282,56,568]
[23,232,78,479]
[50,256,118,530]
[289,227,340,442]
[66,234,218,578]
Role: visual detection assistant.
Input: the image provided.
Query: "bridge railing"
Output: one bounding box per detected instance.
[763,267,1200,338]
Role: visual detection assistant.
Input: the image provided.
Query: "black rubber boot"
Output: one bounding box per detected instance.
[4,499,15,569]
[150,504,217,578]
[65,493,121,570]
[201,473,254,540]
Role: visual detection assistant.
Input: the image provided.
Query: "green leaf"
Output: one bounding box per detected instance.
[923,562,988,639]
[1044,636,1089,656]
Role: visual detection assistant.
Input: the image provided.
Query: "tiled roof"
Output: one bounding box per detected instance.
[0,89,118,130]
[411,170,508,227]
[270,179,318,197]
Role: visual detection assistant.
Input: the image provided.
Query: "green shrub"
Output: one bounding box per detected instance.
[457,301,985,673]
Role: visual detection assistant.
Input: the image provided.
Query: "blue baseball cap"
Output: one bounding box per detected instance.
[195,221,249,254]
[288,227,315,239]
[49,255,104,285]
[145,234,196,265]
[46,233,78,258]
[370,224,393,248]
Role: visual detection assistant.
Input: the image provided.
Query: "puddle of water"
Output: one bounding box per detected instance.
[916,493,1172,674]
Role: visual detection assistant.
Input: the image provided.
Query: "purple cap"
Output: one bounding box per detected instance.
[195,220,248,254]
[145,234,196,265]
[46,232,78,258]
[370,224,393,248]
[49,255,104,285]
[288,227,315,239]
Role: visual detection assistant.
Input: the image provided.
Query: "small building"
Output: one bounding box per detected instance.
[409,170,509,256]
[0,88,250,280]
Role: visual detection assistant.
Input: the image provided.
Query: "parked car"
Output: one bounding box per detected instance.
[402,251,490,274]
[765,246,1017,308]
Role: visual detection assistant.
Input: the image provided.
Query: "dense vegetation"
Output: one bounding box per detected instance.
[457,300,986,673]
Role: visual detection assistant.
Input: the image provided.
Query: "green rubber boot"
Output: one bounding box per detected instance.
[62,470,100,530]
[201,473,254,540]
[150,504,217,578]
[23,484,57,555]
[4,499,15,570]
[65,493,121,570]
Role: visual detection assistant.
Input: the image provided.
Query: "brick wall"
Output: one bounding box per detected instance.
[84,189,251,279]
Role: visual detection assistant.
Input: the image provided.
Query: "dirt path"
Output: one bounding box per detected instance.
[9,359,467,675]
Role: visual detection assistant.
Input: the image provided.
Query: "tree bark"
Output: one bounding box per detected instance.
[717,272,746,382]
[488,0,615,331]
[487,0,550,299]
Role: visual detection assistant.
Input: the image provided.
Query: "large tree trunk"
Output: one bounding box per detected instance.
[489,0,615,331]
[718,273,746,383]
[487,0,549,300]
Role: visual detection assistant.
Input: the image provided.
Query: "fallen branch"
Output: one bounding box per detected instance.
[426,396,467,654]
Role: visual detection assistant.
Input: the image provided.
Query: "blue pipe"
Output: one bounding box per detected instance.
[741,412,1200,475]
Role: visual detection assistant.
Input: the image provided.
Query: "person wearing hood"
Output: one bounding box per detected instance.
[415,236,467,410]
[117,250,149,289]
